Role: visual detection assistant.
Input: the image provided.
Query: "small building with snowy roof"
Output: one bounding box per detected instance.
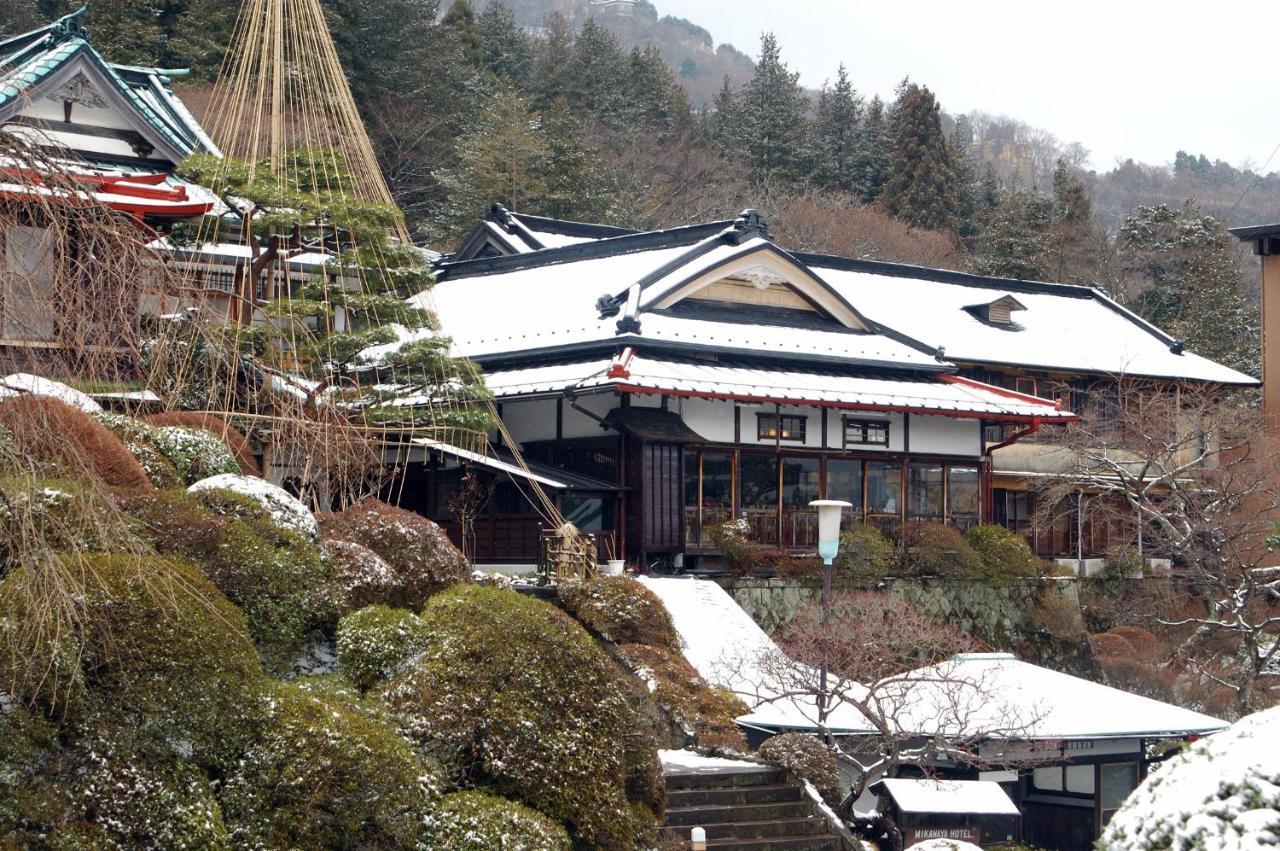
[371,206,1253,571]
[870,778,1021,849]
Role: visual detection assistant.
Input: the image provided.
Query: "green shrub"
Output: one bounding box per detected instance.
[758,733,842,807]
[559,575,680,650]
[899,521,982,578]
[150,426,240,485]
[833,523,896,583]
[189,476,318,540]
[707,518,760,574]
[1103,546,1147,579]
[0,554,265,771]
[381,585,660,849]
[422,790,572,851]
[0,476,115,572]
[96,412,183,488]
[321,498,468,609]
[321,537,399,615]
[219,681,438,850]
[336,605,429,691]
[964,524,1041,582]
[616,643,748,752]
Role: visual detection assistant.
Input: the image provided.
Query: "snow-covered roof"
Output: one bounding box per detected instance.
[481,355,1072,422]
[895,653,1225,740]
[1,372,101,412]
[1101,705,1280,851]
[874,778,1020,816]
[808,256,1256,385]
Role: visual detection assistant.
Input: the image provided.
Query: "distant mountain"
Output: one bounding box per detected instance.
[474,0,756,107]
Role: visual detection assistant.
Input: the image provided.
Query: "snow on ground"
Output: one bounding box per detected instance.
[188,474,319,540]
[1,373,101,412]
[637,576,873,733]
[907,840,983,851]
[1100,704,1280,851]
[659,749,761,775]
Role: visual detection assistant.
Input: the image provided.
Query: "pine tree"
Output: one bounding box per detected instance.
[707,75,741,151]
[442,0,482,67]
[532,12,576,108]
[734,33,813,186]
[477,0,531,83]
[624,46,685,131]
[1120,204,1259,377]
[854,96,892,202]
[970,189,1053,280]
[949,118,982,246]
[880,82,956,231]
[812,64,862,193]
[1047,158,1100,282]
[540,101,612,222]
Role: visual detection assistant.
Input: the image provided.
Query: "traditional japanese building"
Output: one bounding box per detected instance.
[386,206,1255,571]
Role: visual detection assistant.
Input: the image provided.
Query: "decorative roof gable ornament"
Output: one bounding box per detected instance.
[47,6,89,43]
[46,72,106,109]
[596,293,622,318]
[727,208,771,245]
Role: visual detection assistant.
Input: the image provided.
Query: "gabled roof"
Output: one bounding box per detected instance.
[450,203,638,260]
[0,8,216,165]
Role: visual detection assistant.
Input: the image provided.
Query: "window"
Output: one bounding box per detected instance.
[908,463,945,520]
[948,466,981,523]
[983,423,1006,444]
[825,458,864,518]
[844,418,889,447]
[739,454,779,545]
[1100,763,1139,826]
[866,461,901,516]
[1015,377,1038,397]
[2,225,56,341]
[757,413,806,442]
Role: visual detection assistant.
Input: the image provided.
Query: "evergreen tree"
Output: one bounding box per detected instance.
[539,101,612,222]
[566,18,628,125]
[1120,204,1259,377]
[734,33,812,186]
[880,82,956,231]
[1047,158,1099,282]
[531,12,576,108]
[948,118,982,246]
[970,189,1053,280]
[624,46,685,131]
[707,75,741,151]
[442,0,483,67]
[1,0,40,38]
[812,64,862,193]
[477,1,531,84]
[854,96,892,202]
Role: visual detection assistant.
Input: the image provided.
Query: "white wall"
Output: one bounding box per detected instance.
[676,396,736,443]
[907,414,981,456]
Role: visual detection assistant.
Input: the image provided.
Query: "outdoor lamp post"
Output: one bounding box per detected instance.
[690,826,707,850]
[809,500,851,724]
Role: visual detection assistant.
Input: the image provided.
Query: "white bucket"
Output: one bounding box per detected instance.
[603,559,625,576]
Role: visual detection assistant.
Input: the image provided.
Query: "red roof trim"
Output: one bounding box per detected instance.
[940,373,1062,408]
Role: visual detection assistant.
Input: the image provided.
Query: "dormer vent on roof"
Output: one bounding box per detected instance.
[964,294,1027,328]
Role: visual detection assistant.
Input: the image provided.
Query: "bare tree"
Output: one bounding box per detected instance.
[723,593,1043,812]
[1035,381,1280,715]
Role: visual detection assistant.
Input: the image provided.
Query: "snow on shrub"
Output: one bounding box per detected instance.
[615,642,748,752]
[121,488,334,671]
[95,412,182,488]
[336,605,429,691]
[144,411,259,476]
[151,426,240,485]
[381,585,660,849]
[833,523,896,583]
[423,789,572,851]
[189,473,318,540]
[321,498,468,609]
[0,395,151,491]
[899,521,983,578]
[0,554,265,771]
[0,476,114,571]
[218,680,438,850]
[757,732,842,807]
[559,574,680,650]
[1100,705,1279,851]
[321,537,398,615]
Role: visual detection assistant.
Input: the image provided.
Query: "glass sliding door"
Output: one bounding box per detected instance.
[947,466,981,530]
[908,463,945,523]
[825,458,864,529]
[865,461,902,536]
[739,454,779,545]
[684,450,733,547]
[780,456,820,547]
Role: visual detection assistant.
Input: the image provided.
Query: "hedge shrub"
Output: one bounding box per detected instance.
[150,426,240,485]
[898,521,983,578]
[189,474,319,540]
[321,498,468,609]
[0,554,265,771]
[381,585,660,849]
[0,395,151,491]
[320,537,399,615]
[0,476,115,572]
[144,411,259,476]
[96,412,183,488]
[615,642,748,752]
[964,524,1041,582]
[219,681,438,850]
[559,575,680,650]
[336,605,429,691]
[833,523,896,583]
[758,732,842,807]
[707,518,760,574]
[422,790,572,851]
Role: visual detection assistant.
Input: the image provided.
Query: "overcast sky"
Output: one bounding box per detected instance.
[659,0,1277,172]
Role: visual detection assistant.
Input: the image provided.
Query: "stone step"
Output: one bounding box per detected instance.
[666,783,805,808]
[662,815,828,840]
[703,836,843,851]
[666,768,788,790]
[665,800,813,826]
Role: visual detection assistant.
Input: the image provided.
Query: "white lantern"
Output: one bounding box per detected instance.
[809,499,852,564]
[690,826,707,850]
